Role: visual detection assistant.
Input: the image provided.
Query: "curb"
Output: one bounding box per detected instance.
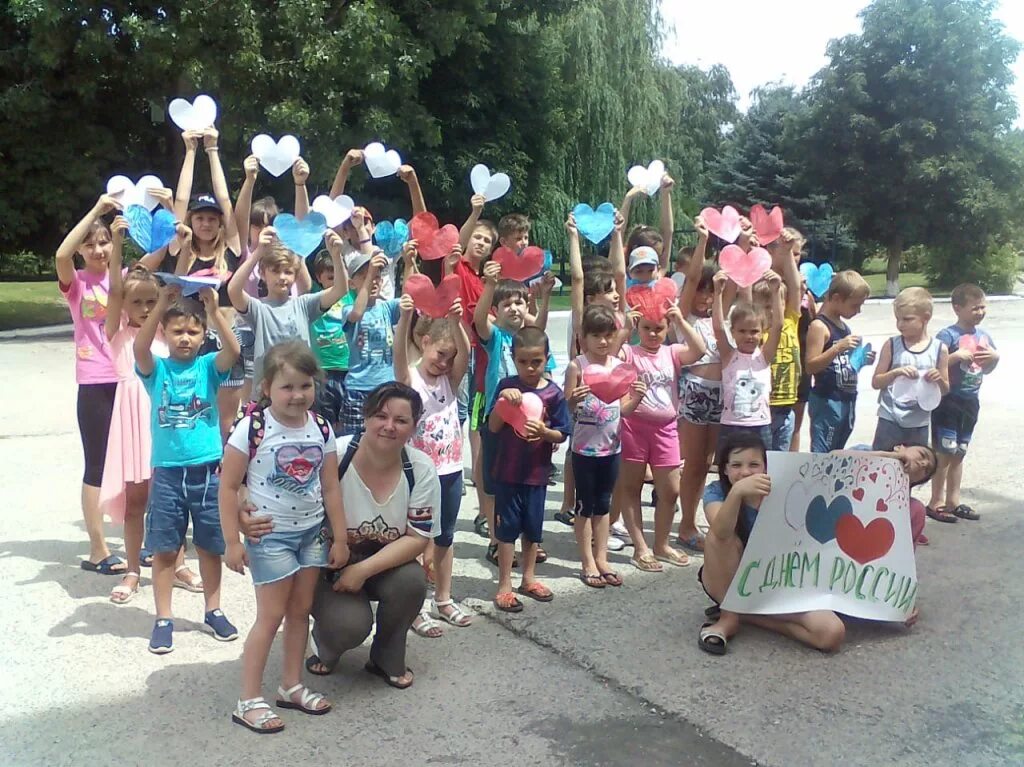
[0,324,74,341]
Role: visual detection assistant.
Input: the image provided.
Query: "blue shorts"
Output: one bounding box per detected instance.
[931,394,979,456]
[145,463,225,555]
[809,393,856,453]
[493,482,547,544]
[245,523,328,586]
[435,471,465,548]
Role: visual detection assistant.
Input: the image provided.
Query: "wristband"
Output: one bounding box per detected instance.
[205,146,219,153]
[359,237,372,244]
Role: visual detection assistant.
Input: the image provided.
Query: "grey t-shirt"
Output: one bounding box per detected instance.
[243,293,325,389]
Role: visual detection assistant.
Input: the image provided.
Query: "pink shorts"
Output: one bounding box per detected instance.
[621,416,681,468]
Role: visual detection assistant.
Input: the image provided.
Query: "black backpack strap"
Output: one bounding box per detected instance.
[338,433,361,480]
[401,448,416,493]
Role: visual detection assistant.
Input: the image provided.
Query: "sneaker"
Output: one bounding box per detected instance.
[149,618,174,654]
[204,609,239,641]
[607,535,626,552]
[610,521,632,545]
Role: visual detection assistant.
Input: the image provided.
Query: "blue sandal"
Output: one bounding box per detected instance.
[80,555,127,575]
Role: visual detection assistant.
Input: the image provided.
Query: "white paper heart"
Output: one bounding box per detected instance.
[626,159,665,197]
[469,164,512,202]
[250,134,301,177]
[310,194,355,229]
[891,376,942,412]
[784,479,814,531]
[167,94,218,132]
[105,174,164,211]
[363,141,402,178]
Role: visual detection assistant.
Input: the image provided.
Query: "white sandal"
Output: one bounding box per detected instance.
[109,572,140,605]
[173,565,203,593]
[232,697,284,733]
[433,599,472,627]
[276,684,331,715]
[410,610,444,638]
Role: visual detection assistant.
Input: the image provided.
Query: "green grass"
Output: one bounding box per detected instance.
[0,281,70,331]
[862,271,934,296]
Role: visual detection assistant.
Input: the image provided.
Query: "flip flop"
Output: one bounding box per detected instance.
[494,592,524,613]
[580,573,606,589]
[926,506,958,524]
[599,571,623,587]
[517,581,554,602]
[676,533,705,554]
[698,621,728,656]
[631,553,663,573]
[80,555,127,575]
[304,654,336,676]
[364,660,414,689]
[951,504,980,521]
[655,549,691,568]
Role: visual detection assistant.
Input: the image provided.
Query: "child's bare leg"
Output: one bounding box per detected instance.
[122,481,148,574]
[82,484,114,564]
[433,543,456,604]
[197,546,223,612]
[618,461,650,557]
[152,551,177,618]
[469,428,481,477]
[574,515,597,575]
[741,610,846,653]
[592,514,613,573]
[652,466,683,559]
[482,493,496,546]
[929,454,952,508]
[496,542,516,595]
[519,539,539,587]
[242,576,290,701]
[944,453,965,508]
[281,567,325,702]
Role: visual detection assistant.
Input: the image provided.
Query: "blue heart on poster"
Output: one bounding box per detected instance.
[850,342,873,371]
[799,262,835,299]
[573,202,616,244]
[374,219,410,258]
[126,204,176,253]
[274,213,328,258]
[805,494,853,544]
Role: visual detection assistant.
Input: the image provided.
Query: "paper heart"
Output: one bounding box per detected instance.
[106,175,164,211]
[409,212,459,261]
[470,164,512,202]
[719,245,771,289]
[374,219,410,258]
[363,141,402,178]
[849,342,873,372]
[310,194,355,229]
[891,376,942,412]
[626,159,665,197]
[572,202,616,245]
[784,481,813,531]
[125,205,177,253]
[750,204,784,245]
[154,272,222,297]
[626,278,678,321]
[957,334,988,372]
[167,94,218,132]
[805,494,853,544]
[493,245,545,282]
[250,134,301,177]
[404,274,461,319]
[799,262,835,299]
[700,206,742,243]
[493,392,544,439]
[852,488,865,501]
[583,364,637,404]
[273,213,327,258]
[836,515,895,565]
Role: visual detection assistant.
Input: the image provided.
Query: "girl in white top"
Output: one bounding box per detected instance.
[395,292,473,635]
[220,341,349,734]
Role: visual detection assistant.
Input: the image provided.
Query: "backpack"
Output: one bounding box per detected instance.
[226,402,332,480]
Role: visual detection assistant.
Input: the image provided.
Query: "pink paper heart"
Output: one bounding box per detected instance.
[493,245,545,282]
[720,245,771,288]
[403,274,461,319]
[583,364,638,403]
[409,212,460,261]
[626,277,678,321]
[493,392,544,439]
[700,205,742,243]
[750,204,784,245]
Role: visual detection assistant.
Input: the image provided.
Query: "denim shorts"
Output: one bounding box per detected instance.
[145,463,225,555]
[245,523,329,586]
[226,326,256,387]
[493,482,547,544]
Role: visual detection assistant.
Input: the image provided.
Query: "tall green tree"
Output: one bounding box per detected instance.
[803,0,1020,295]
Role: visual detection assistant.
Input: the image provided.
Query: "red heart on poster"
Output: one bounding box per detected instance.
[626,277,677,321]
[719,245,771,288]
[876,499,888,513]
[583,364,638,404]
[750,204,784,245]
[852,488,865,501]
[493,245,545,282]
[403,274,461,319]
[835,515,895,565]
[869,472,877,482]
[700,205,742,243]
[493,392,544,439]
[409,212,460,261]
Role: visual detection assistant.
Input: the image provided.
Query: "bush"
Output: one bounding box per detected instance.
[0,251,51,279]
[924,241,1020,294]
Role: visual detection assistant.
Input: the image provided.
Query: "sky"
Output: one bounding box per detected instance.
[660,0,1024,124]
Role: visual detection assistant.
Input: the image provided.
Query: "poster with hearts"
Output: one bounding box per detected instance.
[722,452,917,622]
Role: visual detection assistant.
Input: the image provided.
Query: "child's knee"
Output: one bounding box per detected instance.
[812,614,846,652]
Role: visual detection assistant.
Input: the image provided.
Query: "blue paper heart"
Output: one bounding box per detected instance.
[573,202,616,245]
[805,494,853,544]
[125,204,177,253]
[274,213,327,258]
[850,341,873,371]
[799,262,835,299]
[374,219,410,258]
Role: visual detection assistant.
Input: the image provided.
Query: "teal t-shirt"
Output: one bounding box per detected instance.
[342,298,401,392]
[137,353,228,467]
[311,290,355,371]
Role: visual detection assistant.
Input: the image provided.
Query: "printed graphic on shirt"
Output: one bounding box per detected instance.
[157,380,212,429]
[353,317,394,366]
[731,371,766,419]
[407,506,434,535]
[639,366,674,411]
[348,516,401,551]
[834,351,857,392]
[81,285,108,322]
[267,443,324,497]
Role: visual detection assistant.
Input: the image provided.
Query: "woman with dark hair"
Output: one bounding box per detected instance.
[240,381,441,689]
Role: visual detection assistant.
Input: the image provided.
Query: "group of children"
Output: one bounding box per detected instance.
[57,125,999,727]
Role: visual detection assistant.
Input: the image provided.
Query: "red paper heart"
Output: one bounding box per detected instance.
[719,245,771,288]
[403,274,461,319]
[700,205,742,243]
[582,364,638,404]
[409,212,459,261]
[835,515,895,565]
[852,488,865,501]
[876,499,888,512]
[626,277,677,321]
[750,204,784,245]
[493,245,545,282]
[493,392,544,439]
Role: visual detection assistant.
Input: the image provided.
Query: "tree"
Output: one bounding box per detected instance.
[803,0,1020,295]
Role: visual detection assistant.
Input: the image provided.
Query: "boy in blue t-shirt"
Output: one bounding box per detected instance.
[927,283,999,522]
[135,285,240,654]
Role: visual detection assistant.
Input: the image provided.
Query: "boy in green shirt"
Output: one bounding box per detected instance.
[310,249,354,431]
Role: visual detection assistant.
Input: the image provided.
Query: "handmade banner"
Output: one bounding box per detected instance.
[721,451,917,622]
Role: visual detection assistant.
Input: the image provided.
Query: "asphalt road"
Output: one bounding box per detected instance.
[1,300,1022,766]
